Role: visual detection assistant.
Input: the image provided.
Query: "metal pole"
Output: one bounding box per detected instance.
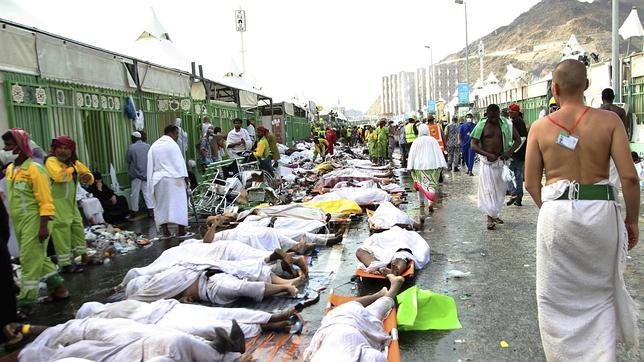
[431,47,437,102]
[240,31,246,77]
[611,0,620,101]
[464,1,470,89]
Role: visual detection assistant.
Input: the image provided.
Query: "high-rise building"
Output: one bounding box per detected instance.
[381,71,419,116]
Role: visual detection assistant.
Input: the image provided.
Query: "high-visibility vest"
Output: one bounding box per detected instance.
[405,123,417,144]
[428,124,444,150]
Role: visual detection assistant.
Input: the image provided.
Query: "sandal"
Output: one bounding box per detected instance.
[61,264,84,273]
[487,221,496,230]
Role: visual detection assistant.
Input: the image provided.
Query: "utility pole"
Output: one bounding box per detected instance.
[235,8,247,76]
[611,0,621,101]
[455,0,470,90]
[478,40,484,84]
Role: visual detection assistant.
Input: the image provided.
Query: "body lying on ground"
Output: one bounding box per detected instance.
[311,187,390,205]
[368,201,415,229]
[125,261,302,305]
[356,226,430,276]
[76,299,300,339]
[19,317,244,361]
[303,274,404,362]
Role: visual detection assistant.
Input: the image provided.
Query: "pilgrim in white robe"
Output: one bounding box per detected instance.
[239,217,332,246]
[126,261,271,304]
[213,226,298,251]
[76,184,104,224]
[356,226,430,272]
[311,187,390,205]
[369,201,415,229]
[239,203,328,222]
[536,180,638,361]
[303,297,394,362]
[477,156,507,218]
[147,135,189,228]
[120,240,270,288]
[77,299,271,339]
[407,129,446,204]
[19,317,236,362]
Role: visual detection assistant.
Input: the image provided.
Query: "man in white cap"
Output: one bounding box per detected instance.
[127,131,154,217]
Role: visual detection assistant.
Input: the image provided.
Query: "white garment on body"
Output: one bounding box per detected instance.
[226,128,252,155]
[175,118,189,160]
[304,298,394,362]
[240,217,327,240]
[77,299,271,339]
[536,180,638,361]
[416,123,429,137]
[357,226,430,271]
[126,261,271,303]
[407,135,447,170]
[477,156,507,218]
[214,226,298,251]
[121,240,270,288]
[75,185,104,224]
[247,124,256,142]
[147,135,188,227]
[199,271,268,305]
[311,187,390,205]
[239,203,328,222]
[202,122,211,137]
[18,317,235,362]
[369,201,414,229]
[130,178,154,212]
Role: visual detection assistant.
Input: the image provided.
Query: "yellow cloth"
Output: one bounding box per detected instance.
[313,162,334,172]
[253,137,270,159]
[304,199,362,216]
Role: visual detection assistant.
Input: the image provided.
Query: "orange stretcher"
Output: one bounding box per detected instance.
[355,260,415,279]
[324,291,401,362]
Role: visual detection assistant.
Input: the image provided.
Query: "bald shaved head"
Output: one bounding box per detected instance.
[552,60,588,96]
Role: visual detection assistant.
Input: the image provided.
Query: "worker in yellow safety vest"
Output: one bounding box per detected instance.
[403,118,418,167]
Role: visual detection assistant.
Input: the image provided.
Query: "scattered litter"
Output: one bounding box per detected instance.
[459,293,471,300]
[84,225,150,258]
[448,258,464,263]
[454,339,466,344]
[480,252,486,256]
[500,340,509,348]
[446,270,471,279]
[523,264,530,267]
[462,242,472,244]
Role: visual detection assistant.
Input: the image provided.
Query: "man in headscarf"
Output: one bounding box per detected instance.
[253,126,275,176]
[174,118,189,161]
[407,124,447,216]
[2,129,68,311]
[45,136,94,272]
[86,171,130,224]
[147,125,189,238]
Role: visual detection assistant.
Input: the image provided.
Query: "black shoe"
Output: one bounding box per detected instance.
[506,195,518,206]
[514,199,523,206]
[453,167,460,172]
[468,171,474,176]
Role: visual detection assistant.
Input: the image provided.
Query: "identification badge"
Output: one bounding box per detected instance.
[556,132,578,150]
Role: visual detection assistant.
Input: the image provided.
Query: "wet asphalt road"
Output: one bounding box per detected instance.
[16,161,644,361]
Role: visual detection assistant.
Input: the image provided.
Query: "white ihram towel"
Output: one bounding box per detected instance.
[477,156,507,218]
[536,179,638,361]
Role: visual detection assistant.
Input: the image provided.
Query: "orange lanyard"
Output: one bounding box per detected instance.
[546,107,589,135]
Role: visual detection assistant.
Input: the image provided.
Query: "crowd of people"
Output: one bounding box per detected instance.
[0,59,640,361]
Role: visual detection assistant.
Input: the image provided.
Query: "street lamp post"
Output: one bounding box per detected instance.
[424,45,437,106]
[455,0,470,91]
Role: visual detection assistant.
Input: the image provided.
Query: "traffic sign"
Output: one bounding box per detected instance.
[457,83,470,104]
[235,10,246,32]
[427,99,436,113]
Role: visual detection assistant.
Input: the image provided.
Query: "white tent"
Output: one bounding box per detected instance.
[619,7,644,40]
[561,34,586,60]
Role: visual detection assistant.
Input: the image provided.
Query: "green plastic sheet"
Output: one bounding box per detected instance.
[396,286,462,331]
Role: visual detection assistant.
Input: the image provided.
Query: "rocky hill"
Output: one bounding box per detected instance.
[436,0,643,95]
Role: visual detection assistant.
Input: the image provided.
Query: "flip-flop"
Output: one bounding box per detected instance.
[487,221,496,230]
[494,218,504,224]
[288,313,304,335]
[61,265,84,274]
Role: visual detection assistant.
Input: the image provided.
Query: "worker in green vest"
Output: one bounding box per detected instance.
[375,120,389,165]
[2,129,68,311]
[403,118,418,168]
[45,136,94,273]
[253,126,274,176]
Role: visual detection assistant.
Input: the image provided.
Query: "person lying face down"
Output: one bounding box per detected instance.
[16,316,247,361]
[355,226,430,276]
[126,262,304,305]
[76,299,305,339]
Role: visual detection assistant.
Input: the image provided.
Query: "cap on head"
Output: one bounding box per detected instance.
[131,131,142,138]
[508,103,520,112]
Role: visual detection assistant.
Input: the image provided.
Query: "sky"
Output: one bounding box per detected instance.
[2,0,555,112]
